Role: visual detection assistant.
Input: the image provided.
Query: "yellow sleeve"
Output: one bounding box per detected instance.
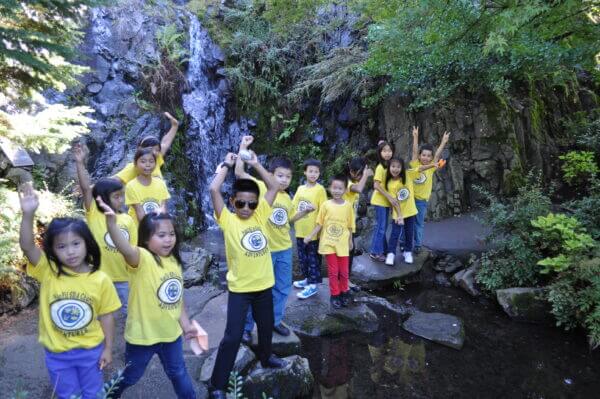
[374,164,386,182]
[406,168,420,180]
[409,160,419,169]
[157,153,165,168]
[255,197,272,223]
[317,186,327,207]
[155,178,171,201]
[316,202,326,226]
[98,275,122,315]
[215,206,232,230]
[116,163,137,184]
[26,254,51,282]
[125,181,140,205]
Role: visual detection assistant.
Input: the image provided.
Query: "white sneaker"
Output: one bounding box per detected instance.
[385,253,395,266]
[403,251,413,264]
[293,279,308,289]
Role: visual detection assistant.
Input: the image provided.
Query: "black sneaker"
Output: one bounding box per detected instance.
[341,291,351,307]
[241,330,252,345]
[330,295,342,309]
[261,355,286,368]
[273,323,291,336]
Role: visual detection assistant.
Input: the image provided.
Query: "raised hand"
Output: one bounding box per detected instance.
[96,196,117,223]
[72,142,89,163]
[18,182,39,215]
[243,150,258,167]
[412,126,419,138]
[240,135,254,149]
[442,131,451,143]
[164,112,179,127]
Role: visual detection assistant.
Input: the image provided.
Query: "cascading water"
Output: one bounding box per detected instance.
[182,14,251,227]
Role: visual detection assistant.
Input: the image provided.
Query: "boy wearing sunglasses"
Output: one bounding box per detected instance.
[209,151,286,399]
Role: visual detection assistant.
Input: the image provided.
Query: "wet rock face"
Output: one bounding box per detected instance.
[402,311,465,350]
[180,244,213,287]
[243,355,314,399]
[496,287,553,324]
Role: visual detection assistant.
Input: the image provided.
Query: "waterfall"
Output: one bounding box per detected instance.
[182,14,250,227]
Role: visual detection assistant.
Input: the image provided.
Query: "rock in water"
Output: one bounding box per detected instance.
[451,265,481,297]
[402,311,465,350]
[198,344,255,383]
[243,355,314,399]
[284,279,379,336]
[350,251,430,290]
[496,287,552,324]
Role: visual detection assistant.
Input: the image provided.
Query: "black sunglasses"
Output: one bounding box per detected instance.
[234,200,258,210]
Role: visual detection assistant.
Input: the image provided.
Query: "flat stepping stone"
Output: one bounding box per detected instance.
[402,311,465,350]
[284,279,379,336]
[350,251,430,289]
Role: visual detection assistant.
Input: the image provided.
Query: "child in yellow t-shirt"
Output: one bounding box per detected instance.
[18,183,120,399]
[383,157,419,266]
[343,157,373,290]
[291,159,328,299]
[369,140,395,262]
[234,135,295,341]
[304,175,355,309]
[410,127,450,251]
[73,143,137,316]
[125,148,171,223]
[114,112,179,184]
[208,151,286,396]
[97,199,197,398]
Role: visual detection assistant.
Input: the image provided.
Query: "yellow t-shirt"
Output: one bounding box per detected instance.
[370,164,390,207]
[85,202,137,282]
[343,180,360,216]
[116,153,165,184]
[125,176,171,222]
[27,256,121,353]
[385,170,419,219]
[410,160,436,201]
[125,248,183,345]
[316,200,355,256]
[254,179,293,252]
[291,183,328,239]
[217,199,275,293]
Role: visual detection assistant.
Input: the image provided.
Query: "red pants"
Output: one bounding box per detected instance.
[325,254,349,296]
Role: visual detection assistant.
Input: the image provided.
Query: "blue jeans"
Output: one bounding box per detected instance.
[114,281,129,316]
[388,216,416,254]
[111,336,195,398]
[297,238,322,284]
[370,205,389,255]
[44,343,104,399]
[245,248,293,331]
[414,199,428,248]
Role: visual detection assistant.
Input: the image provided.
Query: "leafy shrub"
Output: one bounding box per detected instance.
[566,179,600,240]
[531,213,596,274]
[475,174,552,291]
[559,150,598,188]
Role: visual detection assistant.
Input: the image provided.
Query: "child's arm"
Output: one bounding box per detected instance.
[393,202,404,225]
[18,183,42,265]
[178,300,198,340]
[350,166,374,193]
[132,204,145,222]
[210,153,237,219]
[234,135,254,180]
[303,224,322,244]
[73,143,93,211]
[98,312,115,370]
[160,112,180,156]
[348,228,354,251]
[411,126,419,162]
[245,151,278,206]
[433,131,451,164]
[290,207,314,223]
[97,196,140,267]
[374,180,399,208]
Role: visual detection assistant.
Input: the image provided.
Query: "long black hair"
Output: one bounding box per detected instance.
[92,178,124,213]
[138,212,182,267]
[42,218,101,276]
[377,140,394,168]
[385,157,406,190]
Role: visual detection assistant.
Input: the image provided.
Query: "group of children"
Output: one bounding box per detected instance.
[17,118,449,398]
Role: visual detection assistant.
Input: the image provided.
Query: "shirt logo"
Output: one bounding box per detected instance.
[414,173,427,185]
[269,207,288,226]
[397,188,410,201]
[241,229,268,252]
[297,200,312,213]
[326,223,344,238]
[157,278,183,305]
[142,201,160,214]
[104,228,130,250]
[50,299,93,332]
